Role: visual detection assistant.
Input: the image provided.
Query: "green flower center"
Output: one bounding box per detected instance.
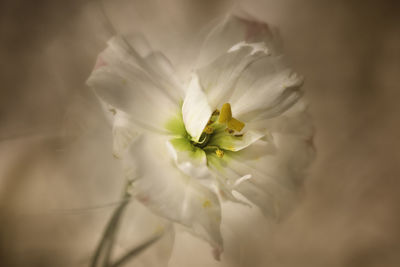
[165,103,245,168]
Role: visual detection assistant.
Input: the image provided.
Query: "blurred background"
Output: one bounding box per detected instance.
[1,0,400,266]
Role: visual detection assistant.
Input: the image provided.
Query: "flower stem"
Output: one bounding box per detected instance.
[90,180,132,267]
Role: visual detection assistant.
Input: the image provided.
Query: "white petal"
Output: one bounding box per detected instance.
[196,14,302,122]
[87,36,182,134]
[166,139,211,181]
[108,36,184,102]
[123,33,152,57]
[145,52,184,102]
[228,41,270,55]
[246,99,314,137]
[196,14,280,68]
[197,44,269,110]
[124,134,223,250]
[229,130,265,151]
[227,128,314,219]
[208,129,265,152]
[111,108,138,158]
[182,74,212,141]
[230,55,304,122]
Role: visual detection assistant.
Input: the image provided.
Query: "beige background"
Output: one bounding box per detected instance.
[1,0,400,266]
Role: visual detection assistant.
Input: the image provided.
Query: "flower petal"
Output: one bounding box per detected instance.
[124,134,223,251]
[144,51,184,103]
[220,105,314,219]
[207,126,265,152]
[196,14,302,122]
[166,138,211,181]
[210,140,293,219]
[87,37,181,134]
[182,74,212,142]
[111,107,138,159]
[197,44,270,110]
[246,99,313,137]
[196,14,280,68]
[230,55,304,122]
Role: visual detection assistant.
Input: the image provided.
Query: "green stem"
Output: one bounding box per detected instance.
[90,181,132,267]
[110,234,163,267]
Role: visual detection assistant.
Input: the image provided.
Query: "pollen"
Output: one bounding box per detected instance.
[215,149,224,158]
[203,200,212,208]
[204,125,214,134]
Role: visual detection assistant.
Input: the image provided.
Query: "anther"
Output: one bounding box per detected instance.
[218,103,245,132]
[218,103,232,123]
[212,109,220,116]
[204,125,214,134]
[225,128,234,134]
[228,118,245,132]
[215,149,224,158]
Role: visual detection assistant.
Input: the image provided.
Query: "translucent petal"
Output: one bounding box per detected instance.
[182,74,212,142]
[230,55,304,122]
[166,138,212,181]
[223,115,314,219]
[197,44,269,110]
[196,14,280,68]
[111,108,138,158]
[87,37,182,134]
[124,134,223,251]
[196,14,302,121]
[208,127,265,152]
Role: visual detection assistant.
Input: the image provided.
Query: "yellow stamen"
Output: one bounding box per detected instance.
[218,103,232,123]
[218,103,245,132]
[215,149,224,158]
[204,125,214,134]
[228,118,245,132]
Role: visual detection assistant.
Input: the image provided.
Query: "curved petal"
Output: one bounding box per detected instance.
[166,138,211,181]
[182,74,212,142]
[246,99,314,137]
[144,51,185,102]
[107,35,185,100]
[230,55,303,122]
[207,127,265,152]
[220,104,315,219]
[196,14,302,122]
[197,44,270,110]
[196,14,281,68]
[124,134,223,251]
[111,108,138,159]
[87,37,182,134]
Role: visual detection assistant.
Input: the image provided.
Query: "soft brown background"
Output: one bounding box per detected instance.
[1,0,400,266]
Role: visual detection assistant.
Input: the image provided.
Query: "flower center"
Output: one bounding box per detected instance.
[191,103,245,159]
[165,102,246,170]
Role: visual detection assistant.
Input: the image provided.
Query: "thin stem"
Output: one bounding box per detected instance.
[110,233,163,267]
[90,180,132,267]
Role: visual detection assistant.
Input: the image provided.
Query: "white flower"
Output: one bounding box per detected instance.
[87,14,314,260]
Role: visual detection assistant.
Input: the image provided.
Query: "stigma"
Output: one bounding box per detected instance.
[218,103,245,132]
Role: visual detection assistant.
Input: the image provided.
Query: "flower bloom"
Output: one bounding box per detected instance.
[87,14,314,259]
